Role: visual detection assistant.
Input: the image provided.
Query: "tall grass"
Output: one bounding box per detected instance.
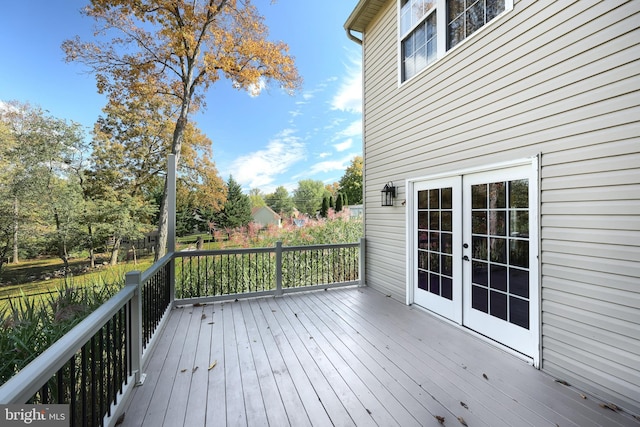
[0,279,122,385]
[220,209,363,248]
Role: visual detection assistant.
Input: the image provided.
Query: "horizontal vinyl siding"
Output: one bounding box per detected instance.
[362,0,406,300]
[361,0,640,415]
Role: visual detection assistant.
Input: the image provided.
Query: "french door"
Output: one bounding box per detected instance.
[412,162,539,361]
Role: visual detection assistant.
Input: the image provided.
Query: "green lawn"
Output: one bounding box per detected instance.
[0,256,154,311]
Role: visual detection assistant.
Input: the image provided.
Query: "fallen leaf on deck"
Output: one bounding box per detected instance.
[193,303,203,307]
[482,373,488,380]
[554,379,570,386]
[192,366,198,373]
[201,314,206,319]
[599,403,619,411]
[208,322,214,325]
[579,393,586,399]
[366,409,372,415]
[208,360,217,370]
[460,401,469,409]
[180,369,187,373]
[457,415,468,426]
[435,415,445,424]
[115,413,125,425]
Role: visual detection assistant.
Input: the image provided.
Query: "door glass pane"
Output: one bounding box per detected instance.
[472,184,487,208]
[489,182,506,208]
[417,186,454,300]
[470,178,530,329]
[441,187,452,209]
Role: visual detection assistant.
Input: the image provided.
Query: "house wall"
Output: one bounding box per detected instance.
[252,207,281,228]
[360,0,639,414]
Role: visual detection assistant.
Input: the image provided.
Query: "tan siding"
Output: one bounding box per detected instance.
[360,0,640,415]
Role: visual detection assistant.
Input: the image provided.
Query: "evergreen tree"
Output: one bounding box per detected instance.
[220,176,252,229]
[320,196,329,218]
[329,195,334,209]
[336,193,344,212]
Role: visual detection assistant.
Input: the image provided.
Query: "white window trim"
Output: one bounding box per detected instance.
[397,0,514,86]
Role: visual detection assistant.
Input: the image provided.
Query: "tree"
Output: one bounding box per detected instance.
[265,186,295,217]
[219,176,252,229]
[338,155,363,205]
[0,101,85,269]
[64,0,301,259]
[249,188,266,208]
[335,193,344,212]
[0,119,15,277]
[320,196,329,218]
[293,180,325,216]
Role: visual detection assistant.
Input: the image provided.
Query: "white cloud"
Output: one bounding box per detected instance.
[339,120,362,138]
[331,51,362,114]
[318,152,332,158]
[333,139,353,152]
[303,153,357,177]
[229,129,306,189]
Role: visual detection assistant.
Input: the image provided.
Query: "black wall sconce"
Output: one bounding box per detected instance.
[381,182,396,206]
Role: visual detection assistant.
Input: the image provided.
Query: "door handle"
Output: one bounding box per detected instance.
[463,255,469,261]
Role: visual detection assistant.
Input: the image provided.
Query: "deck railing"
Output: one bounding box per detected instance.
[175,240,363,304]
[0,239,364,426]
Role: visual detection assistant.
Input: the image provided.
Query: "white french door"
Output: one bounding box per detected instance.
[413,176,462,323]
[411,161,539,362]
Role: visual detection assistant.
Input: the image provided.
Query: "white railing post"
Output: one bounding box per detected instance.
[275,241,283,295]
[168,154,177,305]
[359,237,366,286]
[125,270,144,385]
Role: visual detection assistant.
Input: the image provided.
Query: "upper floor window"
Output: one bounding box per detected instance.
[448,0,506,49]
[400,0,511,82]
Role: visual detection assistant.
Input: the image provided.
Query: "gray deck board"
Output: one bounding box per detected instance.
[120,286,640,427]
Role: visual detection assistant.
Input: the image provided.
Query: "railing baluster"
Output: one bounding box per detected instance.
[90,336,96,426]
[81,345,87,427]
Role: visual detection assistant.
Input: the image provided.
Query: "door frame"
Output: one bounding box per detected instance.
[406,157,540,366]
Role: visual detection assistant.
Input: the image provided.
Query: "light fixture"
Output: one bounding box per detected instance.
[381,182,396,206]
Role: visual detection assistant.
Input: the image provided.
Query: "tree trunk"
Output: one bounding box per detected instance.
[131,243,137,265]
[155,104,188,260]
[12,197,18,264]
[110,237,121,266]
[54,210,70,270]
[88,224,96,269]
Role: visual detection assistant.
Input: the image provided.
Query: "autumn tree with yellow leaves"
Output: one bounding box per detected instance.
[63,0,301,259]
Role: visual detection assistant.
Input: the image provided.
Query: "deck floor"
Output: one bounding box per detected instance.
[120,286,638,426]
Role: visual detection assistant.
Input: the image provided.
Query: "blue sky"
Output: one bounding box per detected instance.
[0,1,362,194]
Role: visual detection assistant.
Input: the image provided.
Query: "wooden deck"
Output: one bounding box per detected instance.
[120,286,639,427]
